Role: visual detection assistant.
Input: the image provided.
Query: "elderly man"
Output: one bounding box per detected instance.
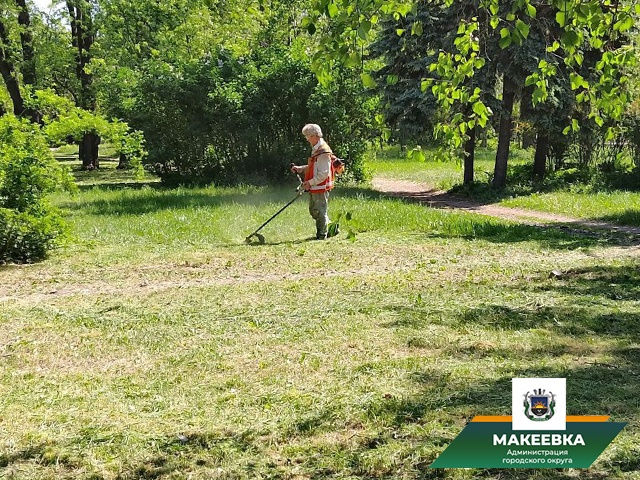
[291,124,337,240]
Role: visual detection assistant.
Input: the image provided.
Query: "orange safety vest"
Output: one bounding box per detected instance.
[304,148,335,193]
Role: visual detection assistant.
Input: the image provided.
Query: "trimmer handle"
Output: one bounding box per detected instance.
[290,163,304,192]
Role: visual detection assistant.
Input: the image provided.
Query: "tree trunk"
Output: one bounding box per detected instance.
[520,86,535,149]
[0,19,26,116]
[15,0,36,86]
[68,1,100,168]
[493,75,517,189]
[15,0,41,123]
[533,133,548,181]
[463,125,476,185]
[117,152,130,170]
[481,128,488,148]
[79,132,100,170]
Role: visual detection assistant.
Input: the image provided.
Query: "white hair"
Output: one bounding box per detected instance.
[302,124,323,138]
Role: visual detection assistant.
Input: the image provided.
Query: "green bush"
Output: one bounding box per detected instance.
[30,89,147,173]
[0,208,65,263]
[623,99,640,169]
[0,115,72,264]
[128,48,377,185]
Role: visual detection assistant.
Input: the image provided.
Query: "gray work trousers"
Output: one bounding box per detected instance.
[309,191,330,237]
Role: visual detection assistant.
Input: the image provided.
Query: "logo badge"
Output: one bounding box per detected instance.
[430,378,627,469]
[512,378,566,431]
[524,389,555,421]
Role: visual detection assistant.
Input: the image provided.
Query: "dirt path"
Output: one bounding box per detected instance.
[372,177,640,238]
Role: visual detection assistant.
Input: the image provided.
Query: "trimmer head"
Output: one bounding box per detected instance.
[245,233,266,244]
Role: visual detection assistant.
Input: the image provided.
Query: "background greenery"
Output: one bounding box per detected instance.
[2,162,639,479]
[1,1,640,478]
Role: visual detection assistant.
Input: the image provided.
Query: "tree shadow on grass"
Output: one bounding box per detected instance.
[337,186,636,249]
[532,264,640,303]
[361,263,640,477]
[116,430,260,480]
[380,301,640,339]
[0,442,89,476]
[108,326,640,479]
[457,305,640,338]
[75,181,164,192]
[0,443,48,468]
[596,209,640,228]
[342,363,639,479]
[58,187,303,217]
[4,364,637,479]
[381,262,640,336]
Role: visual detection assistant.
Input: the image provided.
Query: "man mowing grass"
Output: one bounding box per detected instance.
[291,123,339,240]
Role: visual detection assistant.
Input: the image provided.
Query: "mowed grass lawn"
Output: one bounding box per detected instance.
[1,163,639,479]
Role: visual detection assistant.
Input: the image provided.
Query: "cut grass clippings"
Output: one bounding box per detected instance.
[1,162,639,479]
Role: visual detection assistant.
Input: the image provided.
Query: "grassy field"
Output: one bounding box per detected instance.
[367,147,513,190]
[501,192,640,226]
[1,158,639,479]
[368,147,640,227]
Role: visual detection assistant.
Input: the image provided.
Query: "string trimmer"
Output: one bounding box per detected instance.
[245,169,305,244]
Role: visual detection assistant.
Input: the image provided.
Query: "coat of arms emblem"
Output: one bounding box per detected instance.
[523,389,556,421]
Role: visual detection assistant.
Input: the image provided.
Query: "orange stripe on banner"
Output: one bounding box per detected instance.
[470,415,610,423]
[567,416,610,422]
[471,416,512,422]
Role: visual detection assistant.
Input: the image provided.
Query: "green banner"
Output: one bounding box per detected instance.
[430,422,626,469]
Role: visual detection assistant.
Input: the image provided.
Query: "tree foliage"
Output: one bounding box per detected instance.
[128,46,374,185]
[308,0,638,187]
[0,114,74,263]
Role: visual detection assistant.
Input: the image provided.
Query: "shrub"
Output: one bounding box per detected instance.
[129,48,377,185]
[31,89,147,173]
[0,115,73,264]
[0,208,66,263]
[622,99,640,169]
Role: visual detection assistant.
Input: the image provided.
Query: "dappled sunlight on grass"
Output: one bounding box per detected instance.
[502,191,640,226]
[2,158,639,479]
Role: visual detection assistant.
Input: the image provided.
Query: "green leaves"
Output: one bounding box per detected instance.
[327,2,339,18]
[328,212,356,241]
[515,19,529,38]
[614,14,634,33]
[569,73,588,90]
[308,0,637,172]
[562,118,580,135]
[407,146,426,162]
[472,101,490,125]
[358,20,372,40]
[360,73,377,89]
[499,28,512,49]
[525,3,536,18]
[561,29,581,49]
[0,115,73,263]
[386,74,399,85]
[497,17,530,50]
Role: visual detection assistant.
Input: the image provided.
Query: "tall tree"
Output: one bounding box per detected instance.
[370,0,496,184]
[15,0,35,85]
[0,0,39,121]
[308,0,637,189]
[0,15,24,115]
[493,75,517,188]
[66,0,99,169]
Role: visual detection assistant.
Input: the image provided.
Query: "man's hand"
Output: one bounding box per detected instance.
[301,180,312,191]
[290,164,300,174]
